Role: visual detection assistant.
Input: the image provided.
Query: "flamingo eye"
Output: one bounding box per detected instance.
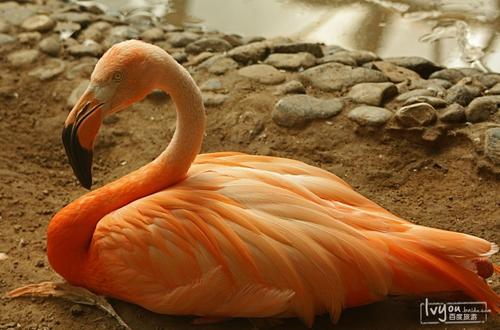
[112,71,123,82]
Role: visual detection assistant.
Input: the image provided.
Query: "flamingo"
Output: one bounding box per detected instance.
[6,40,499,327]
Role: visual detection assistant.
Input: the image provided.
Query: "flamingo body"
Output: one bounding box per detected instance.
[44,40,499,326]
[78,153,496,325]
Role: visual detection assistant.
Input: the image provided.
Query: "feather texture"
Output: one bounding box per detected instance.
[78,153,499,325]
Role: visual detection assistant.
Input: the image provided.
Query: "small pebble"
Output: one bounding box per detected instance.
[466,96,498,123]
[347,106,393,127]
[21,15,55,32]
[238,64,285,85]
[272,95,343,128]
[395,102,437,127]
[485,128,500,165]
[274,80,306,95]
[439,103,466,123]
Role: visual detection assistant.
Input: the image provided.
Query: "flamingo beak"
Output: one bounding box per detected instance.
[62,90,104,189]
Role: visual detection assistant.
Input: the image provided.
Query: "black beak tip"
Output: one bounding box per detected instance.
[78,170,93,190]
[62,124,94,190]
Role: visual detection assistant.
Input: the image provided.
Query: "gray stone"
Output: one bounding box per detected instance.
[39,36,61,56]
[321,44,346,56]
[77,1,106,14]
[396,88,437,102]
[140,27,164,41]
[186,37,233,54]
[167,32,200,47]
[347,106,393,126]
[429,69,466,84]
[50,12,94,25]
[55,21,81,39]
[78,21,110,42]
[445,82,482,106]
[238,64,285,85]
[439,103,466,123]
[335,50,378,65]
[300,63,387,92]
[487,83,500,95]
[200,78,223,91]
[68,41,103,57]
[228,41,269,64]
[348,82,397,106]
[103,25,139,48]
[477,74,500,88]
[384,56,442,78]
[465,96,499,123]
[21,15,55,32]
[264,52,316,70]
[241,36,266,44]
[484,128,500,165]
[274,80,306,95]
[18,31,41,43]
[189,52,214,66]
[202,93,228,106]
[7,49,39,67]
[318,52,357,66]
[367,61,421,83]
[403,96,448,108]
[162,24,183,32]
[67,80,90,108]
[171,51,187,63]
[271,42,323,58]
[111,25,140,39]
[65,58,97,80]
[272,95,343,128]
[457,68,483,77]
[409,79,451,91]
[208,57,238,75]
[28,59,65,81]
[395,103,437,127]
[0,33,14,46]
[222,34,243,47]
[1,5,34,26]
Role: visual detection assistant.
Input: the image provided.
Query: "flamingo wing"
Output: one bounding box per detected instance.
[87,152,499,325]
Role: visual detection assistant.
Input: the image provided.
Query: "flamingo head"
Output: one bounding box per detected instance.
[62,40,166,189]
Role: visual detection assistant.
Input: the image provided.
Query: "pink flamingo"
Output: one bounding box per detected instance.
[7,40,499,327]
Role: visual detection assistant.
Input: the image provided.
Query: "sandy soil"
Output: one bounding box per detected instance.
[0,58,499,330]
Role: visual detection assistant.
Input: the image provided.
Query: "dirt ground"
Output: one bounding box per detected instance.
[0,56,499,330]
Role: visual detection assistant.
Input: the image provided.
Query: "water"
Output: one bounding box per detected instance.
[93,0,500,72]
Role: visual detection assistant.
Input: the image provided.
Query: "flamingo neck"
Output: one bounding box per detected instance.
[47,54,206,285]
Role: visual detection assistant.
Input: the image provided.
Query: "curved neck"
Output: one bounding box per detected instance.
[47,54,206,284]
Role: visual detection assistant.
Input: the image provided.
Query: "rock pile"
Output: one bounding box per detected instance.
[1,0,499,171]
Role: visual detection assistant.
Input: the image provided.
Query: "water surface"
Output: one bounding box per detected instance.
[95,0,500,73]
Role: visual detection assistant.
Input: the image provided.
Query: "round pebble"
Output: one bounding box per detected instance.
[484,128,500,165]
[348,106,393,127]
[395,102,437,127]
[39,36,61,56]
[272,95,343,128]
[238,64,286,85]
[21,15,55,32]
[466,96,498,123]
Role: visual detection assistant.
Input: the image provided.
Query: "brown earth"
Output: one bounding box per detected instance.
[0,55,499,330]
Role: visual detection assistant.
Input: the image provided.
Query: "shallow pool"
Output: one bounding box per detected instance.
[95,0,500,72]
